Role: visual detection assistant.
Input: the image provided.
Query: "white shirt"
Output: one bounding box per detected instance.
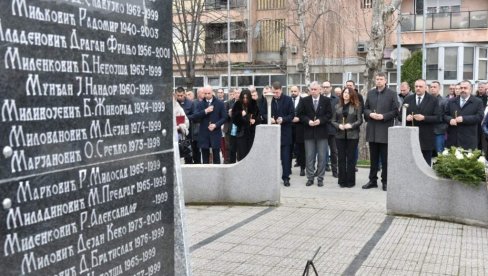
[416,94,424,105]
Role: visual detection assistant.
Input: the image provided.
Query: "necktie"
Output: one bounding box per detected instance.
[313,99,318,111]
[417,96,421,106]
[461,98,465,108]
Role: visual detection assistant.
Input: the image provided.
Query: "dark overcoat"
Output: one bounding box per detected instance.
[194,96,227,149]
[231,100,261,138]
[297,95,332,140]
[363,87,399,143]
[262,95,295,146]
[401,93,441,150]
[444,96,484,150]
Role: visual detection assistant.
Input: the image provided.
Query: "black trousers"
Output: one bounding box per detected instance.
[422,150,432,166]
[236,136,252,161]
[295,142,305,169]
[336,138,358,187]
[229,136,237,163]
[281,144,291,181]
[191,140,201,164]
[202,148,220,164]
[369,142,388,184]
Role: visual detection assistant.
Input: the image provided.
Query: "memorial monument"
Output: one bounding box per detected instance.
[0,0,180,275]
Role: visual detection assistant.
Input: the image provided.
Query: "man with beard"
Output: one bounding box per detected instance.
[444,80,484,150]
[290,86,305,176]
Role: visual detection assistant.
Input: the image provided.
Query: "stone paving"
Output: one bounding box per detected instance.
[185,166,488,276]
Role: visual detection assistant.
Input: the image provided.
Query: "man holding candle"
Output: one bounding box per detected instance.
[363,72,399,191]
[297,81,332,187]
[262,81,295,186]
[401,79,441,165]
[444,80,484,151]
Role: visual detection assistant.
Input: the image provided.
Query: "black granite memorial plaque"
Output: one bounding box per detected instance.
[0,0,174,275]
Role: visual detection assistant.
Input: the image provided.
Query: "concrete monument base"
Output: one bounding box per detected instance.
[181,125,281,206]
[387,127,488,227]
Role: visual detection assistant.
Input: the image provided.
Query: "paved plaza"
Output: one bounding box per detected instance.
[185,166,488,276]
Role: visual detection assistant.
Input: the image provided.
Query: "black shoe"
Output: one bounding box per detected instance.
[300,169,305,176]
[325,166,331,172]
[318,181,324,187]
[306,180,313,186]
[332,172,338,178]
[382,183,387,191]
[284,179,290,187]
[362,181,378,189]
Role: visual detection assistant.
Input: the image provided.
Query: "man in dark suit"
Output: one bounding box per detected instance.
[363,72,399,191]
[402,79,441,165]
[322,81,338,177]
[290,86,305,176]
[262,81,295,186]
[444,80,484,150]
[188,88,204,164]
[297,81,332,187]
[193,86,227,164]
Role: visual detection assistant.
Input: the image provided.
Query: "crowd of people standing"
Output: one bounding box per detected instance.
[175,74,488,191]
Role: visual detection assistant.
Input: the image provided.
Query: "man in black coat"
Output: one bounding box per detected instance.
[444,80,484,150]
[193,86,227,164]
[262,81,295,186]
[363,72,399,191]
[297,81,332,187]
[402,79,441,165]
[322,81,338,177]
[290,86,306,176]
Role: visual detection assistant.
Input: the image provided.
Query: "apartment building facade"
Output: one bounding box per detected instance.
[173,0,488,96]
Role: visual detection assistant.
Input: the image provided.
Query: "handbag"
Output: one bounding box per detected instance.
[178,138,192,158]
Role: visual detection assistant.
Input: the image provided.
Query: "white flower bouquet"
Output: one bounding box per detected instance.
[434,147,486,186]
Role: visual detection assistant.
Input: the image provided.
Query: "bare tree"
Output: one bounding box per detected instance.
[287,0,340,85]
[363,0,402,91]
[173,0,205,91]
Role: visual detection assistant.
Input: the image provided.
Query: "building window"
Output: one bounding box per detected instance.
[204,22,247,54]
[463,47,474,80]
[257,0,285,10]
[426,48,439,80]
[417,0,461,14]
[444,47,458,80]
[479,48,488,81]
[361,0,372,9]
[204,0,246,10]
[257,19,285,52]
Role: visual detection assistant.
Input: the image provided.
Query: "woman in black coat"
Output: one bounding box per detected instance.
[231,89,261,161]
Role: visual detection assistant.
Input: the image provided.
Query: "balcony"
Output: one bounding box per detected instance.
[204,22,247,54]
[401,10,488,31]
[204,0,247,10]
